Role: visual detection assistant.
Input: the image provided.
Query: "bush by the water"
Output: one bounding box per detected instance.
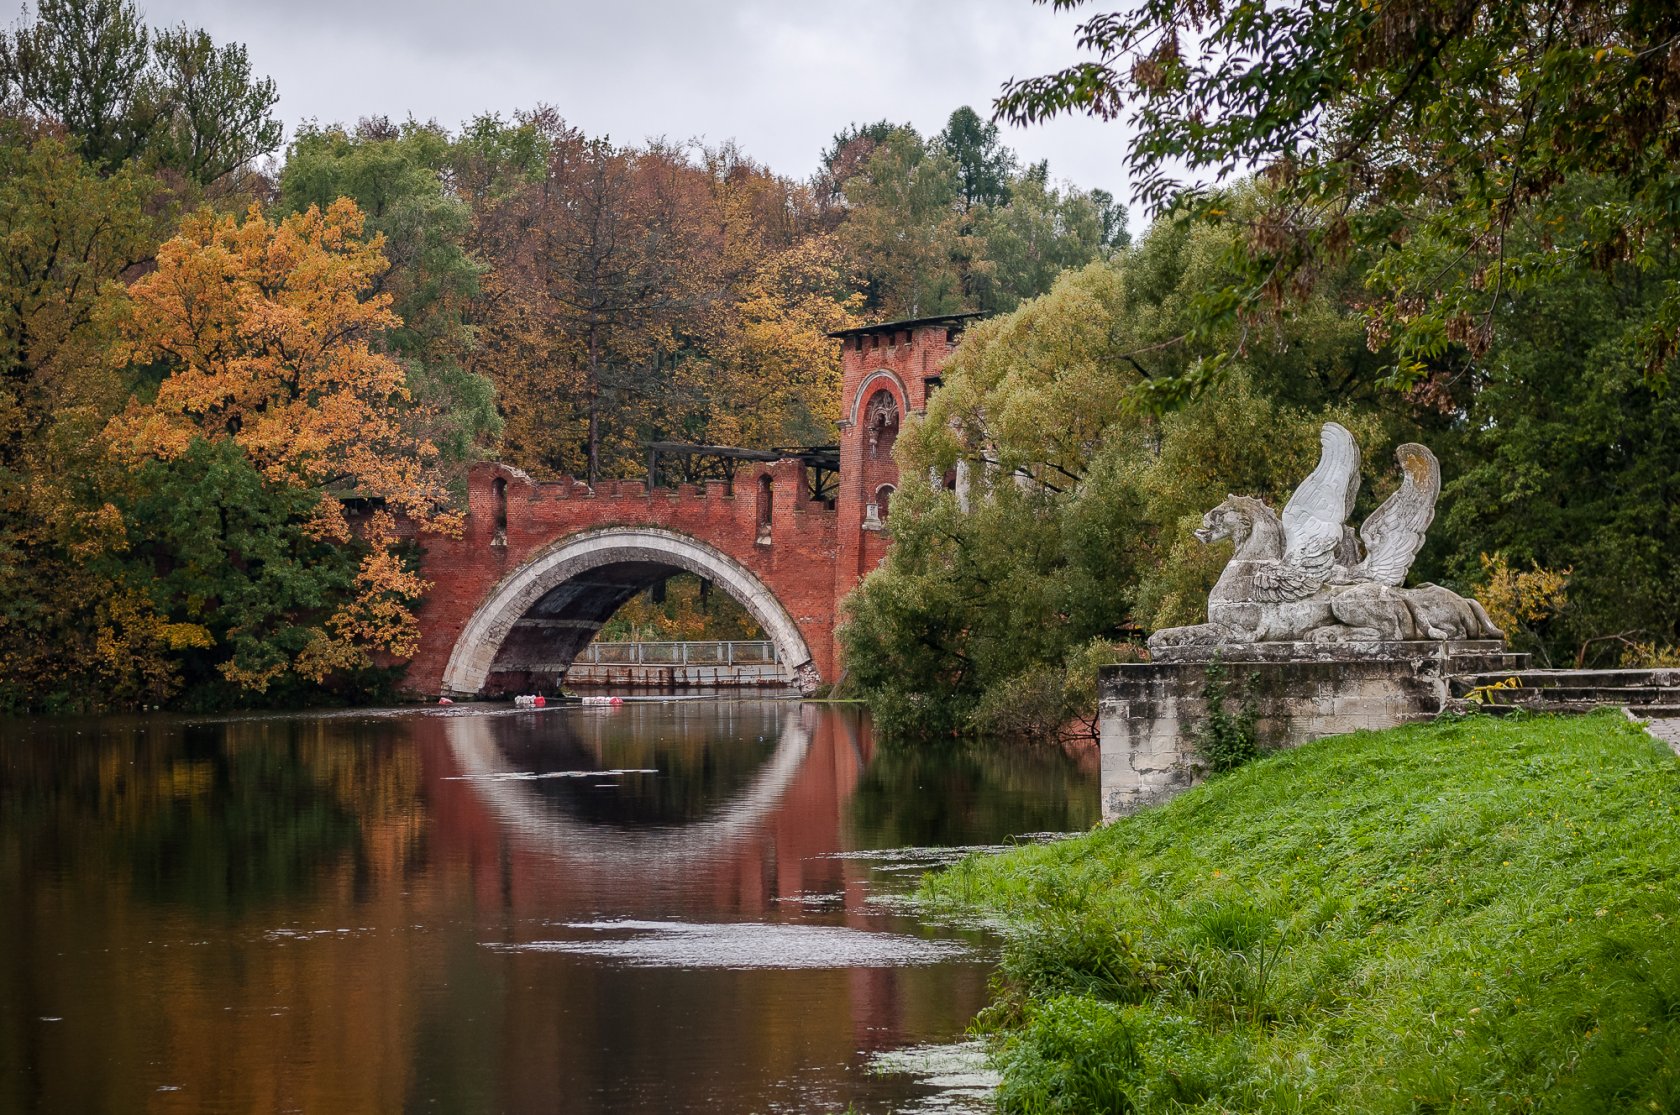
[924,711,1680,1112]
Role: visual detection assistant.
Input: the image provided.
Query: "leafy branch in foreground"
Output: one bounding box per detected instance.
[1000,0,1680,392]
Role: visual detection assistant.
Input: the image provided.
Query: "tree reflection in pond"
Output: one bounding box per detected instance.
[846,736,1099,850]
[0,702,1095,1115]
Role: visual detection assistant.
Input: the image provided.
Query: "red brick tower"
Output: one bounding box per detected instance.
[829,313,981,608]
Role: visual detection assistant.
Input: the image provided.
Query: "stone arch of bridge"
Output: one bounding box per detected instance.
[440,526,817,697]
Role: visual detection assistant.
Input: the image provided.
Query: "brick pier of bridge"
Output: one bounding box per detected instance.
[402,312,979,699]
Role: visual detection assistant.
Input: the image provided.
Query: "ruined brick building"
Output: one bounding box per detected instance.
[404,313,978,697]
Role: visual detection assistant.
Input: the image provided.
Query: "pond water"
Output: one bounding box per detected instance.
[0,700,1097,1113]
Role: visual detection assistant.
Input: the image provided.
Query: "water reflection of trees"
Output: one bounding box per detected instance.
[0,716,434,914]
[845,738,1100,849]
[0,713,432,1113]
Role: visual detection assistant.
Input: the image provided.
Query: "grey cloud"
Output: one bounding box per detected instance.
[123,0,1145,214]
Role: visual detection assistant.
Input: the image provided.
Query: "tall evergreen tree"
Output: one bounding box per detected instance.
[935,105,1015,212]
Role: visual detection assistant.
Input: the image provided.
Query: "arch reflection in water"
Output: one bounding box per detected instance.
[441,701,818,870]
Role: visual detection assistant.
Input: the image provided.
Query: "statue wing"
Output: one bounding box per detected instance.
[1354,443,1439,586]
[1252,562,1331,602]
[1266,422,1361,600]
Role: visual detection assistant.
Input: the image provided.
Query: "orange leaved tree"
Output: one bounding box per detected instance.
[107,198,456,693]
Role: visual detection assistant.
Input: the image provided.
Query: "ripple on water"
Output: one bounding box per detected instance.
[488,919,970,969]
[818,835,1077,872]
[441,768,657,781]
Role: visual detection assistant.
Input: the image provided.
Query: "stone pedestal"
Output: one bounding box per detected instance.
[1098,641,1520,820]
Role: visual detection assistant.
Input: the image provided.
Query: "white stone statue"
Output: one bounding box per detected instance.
[1148,423,1502,650]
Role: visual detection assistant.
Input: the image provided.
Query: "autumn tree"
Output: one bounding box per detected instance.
[0,123,153,463]
[0,120,170,712]
[700,234,861,448]
[106,199,449,693]
[815,118,902,211]
[474,123,725,481]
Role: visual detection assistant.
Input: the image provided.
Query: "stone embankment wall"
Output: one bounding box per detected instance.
[1098,641,1521,820]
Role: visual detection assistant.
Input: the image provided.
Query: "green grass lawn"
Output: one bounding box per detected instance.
[924,710,1680,1113]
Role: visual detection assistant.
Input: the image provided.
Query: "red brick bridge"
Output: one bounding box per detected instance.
[403,314,978,698]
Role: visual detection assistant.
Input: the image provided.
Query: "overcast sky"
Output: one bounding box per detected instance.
[122,0,1152,228]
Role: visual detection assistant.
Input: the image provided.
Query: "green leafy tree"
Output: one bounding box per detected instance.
[1437,226,1680,666]
[145,22,281,185]
[843,260,1153,738]
[0,0,153,171]
[118,438,394,708]
[840,127,969,317]
[1,0,279,183]
[279,120,500,465]
[448,111,551,206]
[969,166,1123,312]
[999,0,1680,391]
[844,220,1389,741]
[833,112,1131,319]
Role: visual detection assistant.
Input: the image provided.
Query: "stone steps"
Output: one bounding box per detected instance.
[1446,668,1680,715]
[1471,685,1680,704]
[1451,667,1680,689]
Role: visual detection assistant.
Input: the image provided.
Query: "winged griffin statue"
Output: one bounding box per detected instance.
[1148,423,1502,650]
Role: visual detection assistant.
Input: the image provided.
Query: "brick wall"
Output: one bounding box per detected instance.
[833,322,962,606]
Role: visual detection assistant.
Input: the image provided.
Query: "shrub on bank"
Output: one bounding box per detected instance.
[925,711,1680,1112]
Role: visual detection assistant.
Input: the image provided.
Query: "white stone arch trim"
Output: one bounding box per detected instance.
[441,526,816,697]
[848,368,910,425]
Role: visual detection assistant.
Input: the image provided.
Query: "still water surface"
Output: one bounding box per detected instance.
[0,700,1097,1113]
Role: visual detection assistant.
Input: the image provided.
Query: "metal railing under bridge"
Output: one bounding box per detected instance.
[573,640,781,668]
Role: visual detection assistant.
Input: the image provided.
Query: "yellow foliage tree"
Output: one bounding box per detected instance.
[1476,553,1571,662]
[107,199,456,525]
[106,199,458,688]
[700,235,861,448]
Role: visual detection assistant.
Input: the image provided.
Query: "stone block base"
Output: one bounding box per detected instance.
[1098,642,1522,820]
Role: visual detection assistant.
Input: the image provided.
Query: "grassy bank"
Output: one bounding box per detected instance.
[924,711,1680,1112]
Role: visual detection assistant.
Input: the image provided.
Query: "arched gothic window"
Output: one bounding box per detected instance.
[864,390,899,459]
[755,474,773,545]
[491,476,508,546]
